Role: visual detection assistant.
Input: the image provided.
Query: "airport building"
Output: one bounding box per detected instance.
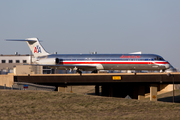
[0,54,76,74]
[0,54,52,74]
[0,54,30,74]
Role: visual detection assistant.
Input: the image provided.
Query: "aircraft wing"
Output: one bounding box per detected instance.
[30,64,98,71]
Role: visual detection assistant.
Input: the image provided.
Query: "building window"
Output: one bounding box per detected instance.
[9,60,13,63]
[23,60,27,63]
[2,60,6,63]
[16,60,20,63]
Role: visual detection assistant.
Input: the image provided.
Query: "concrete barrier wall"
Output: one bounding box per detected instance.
[160,84,180,92]
[0,65,42,88]
[14,65,42,75]
[0,74,14,87]
[14,65,31,74]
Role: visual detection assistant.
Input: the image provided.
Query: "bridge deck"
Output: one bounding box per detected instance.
[14,72,180,85]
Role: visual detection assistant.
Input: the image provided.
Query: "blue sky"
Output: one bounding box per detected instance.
[0,1,180,69]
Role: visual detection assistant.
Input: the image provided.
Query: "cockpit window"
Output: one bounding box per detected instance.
[157,57,164,61]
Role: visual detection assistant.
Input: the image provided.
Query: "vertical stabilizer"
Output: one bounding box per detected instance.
[26,38,49,57]
[6,37,50,57]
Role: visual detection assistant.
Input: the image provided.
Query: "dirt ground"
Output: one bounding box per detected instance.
[66,86,96,95]
[0,89,180,120]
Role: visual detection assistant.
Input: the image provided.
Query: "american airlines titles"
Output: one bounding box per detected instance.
[120,55,141,59]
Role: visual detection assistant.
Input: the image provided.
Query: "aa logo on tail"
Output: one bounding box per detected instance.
[34,45,42,53]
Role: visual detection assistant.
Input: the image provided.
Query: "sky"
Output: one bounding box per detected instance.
[0,1,180,69]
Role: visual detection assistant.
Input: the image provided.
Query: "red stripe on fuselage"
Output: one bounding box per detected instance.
[154,62,169,64]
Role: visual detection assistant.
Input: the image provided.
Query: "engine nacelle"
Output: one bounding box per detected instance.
[36,58,60,65]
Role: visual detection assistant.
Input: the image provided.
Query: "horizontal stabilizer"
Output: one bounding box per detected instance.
[6,39,37,42]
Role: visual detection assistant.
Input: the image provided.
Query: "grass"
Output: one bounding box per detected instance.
[0,90,180,120]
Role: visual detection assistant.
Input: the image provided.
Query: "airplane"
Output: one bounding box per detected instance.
[6,37,170,74]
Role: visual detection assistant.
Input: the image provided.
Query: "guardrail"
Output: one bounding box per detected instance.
[1,82,56,91]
